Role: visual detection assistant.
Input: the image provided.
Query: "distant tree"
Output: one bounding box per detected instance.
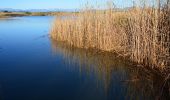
[3,10,9,13]
[25,12,32,15]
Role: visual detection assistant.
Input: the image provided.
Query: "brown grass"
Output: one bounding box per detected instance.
[51,0,170,72]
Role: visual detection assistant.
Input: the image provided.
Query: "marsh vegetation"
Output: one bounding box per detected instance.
[51,0,170,75]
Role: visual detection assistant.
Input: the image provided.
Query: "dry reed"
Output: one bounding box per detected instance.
[51,0,170,71]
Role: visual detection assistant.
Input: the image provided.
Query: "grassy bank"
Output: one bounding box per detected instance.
[0,11,78,18]
[51,0,170,73]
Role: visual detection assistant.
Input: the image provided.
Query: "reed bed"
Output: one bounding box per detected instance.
[51,0,170,72]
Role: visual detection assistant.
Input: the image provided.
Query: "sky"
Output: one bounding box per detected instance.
[0,0,134,10]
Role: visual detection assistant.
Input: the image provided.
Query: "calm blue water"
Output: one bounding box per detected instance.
[0,16,167,100]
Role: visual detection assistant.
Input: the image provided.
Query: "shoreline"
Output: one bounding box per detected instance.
[0,11,78,19]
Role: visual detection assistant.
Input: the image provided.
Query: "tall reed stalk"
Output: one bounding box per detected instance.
[51,0,170,71]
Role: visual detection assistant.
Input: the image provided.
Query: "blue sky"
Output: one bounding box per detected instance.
[0,0,134,9]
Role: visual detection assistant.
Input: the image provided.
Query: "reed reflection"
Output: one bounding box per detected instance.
[51,39,170,100]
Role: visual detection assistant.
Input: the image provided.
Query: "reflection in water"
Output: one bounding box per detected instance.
[51,39,170,100]
[0,17,21,22]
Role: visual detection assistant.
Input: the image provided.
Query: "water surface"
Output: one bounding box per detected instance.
[0,16,168,100]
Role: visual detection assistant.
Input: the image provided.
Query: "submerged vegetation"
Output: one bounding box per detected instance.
[51,0,170,74]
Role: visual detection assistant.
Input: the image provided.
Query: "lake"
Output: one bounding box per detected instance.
[0,16,169,100]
